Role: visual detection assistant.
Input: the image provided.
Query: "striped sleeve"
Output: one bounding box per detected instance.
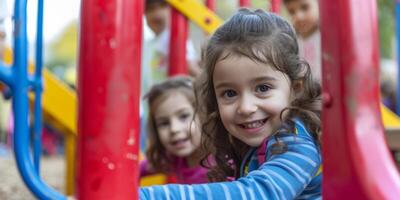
[140,134,321,200]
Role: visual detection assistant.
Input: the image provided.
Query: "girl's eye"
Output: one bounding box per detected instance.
[156,121,169,128]
[223,90,237,98]
[256,84,270,93]
[301,4,309,11]
[179,113,191,121]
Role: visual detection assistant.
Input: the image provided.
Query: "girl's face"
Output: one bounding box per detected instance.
[152,90,201,158]
[213,55,293,147]
[145,4,170,36]
[285,0,319,38]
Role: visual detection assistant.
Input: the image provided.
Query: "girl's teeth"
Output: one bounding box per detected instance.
[244,120,264,128]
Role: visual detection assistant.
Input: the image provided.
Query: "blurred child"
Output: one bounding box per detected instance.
[143,0,200,92]
[140,0,201,151]
[283,0,321,82]
[140,76,209,184]
[140,9,322,199]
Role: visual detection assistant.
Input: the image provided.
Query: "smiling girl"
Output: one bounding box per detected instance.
[140,9,322,199]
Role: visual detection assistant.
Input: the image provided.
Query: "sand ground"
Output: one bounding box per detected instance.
[0,155,65,200]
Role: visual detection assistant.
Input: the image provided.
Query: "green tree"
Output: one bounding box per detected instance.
[378,0,395,59]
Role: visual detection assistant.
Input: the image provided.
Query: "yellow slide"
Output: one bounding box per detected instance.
[381,105,400,150]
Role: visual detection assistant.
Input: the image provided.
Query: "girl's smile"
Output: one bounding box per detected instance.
[238,117,269,134]
[170,137,191,149]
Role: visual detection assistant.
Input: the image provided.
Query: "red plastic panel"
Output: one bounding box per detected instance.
[320,0,400,199]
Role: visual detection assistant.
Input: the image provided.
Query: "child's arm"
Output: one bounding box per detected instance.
[140,134,321,200]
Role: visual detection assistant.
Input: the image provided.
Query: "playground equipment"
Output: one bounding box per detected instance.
[320,0,400,198]
[0,0,65,198]
[397,0,400,115]
[0,0,399,199]
[0,0,291,195]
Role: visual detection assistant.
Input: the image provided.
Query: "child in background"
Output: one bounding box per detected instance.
[140,76,209,184]
[283,0,321,82]
[140,0,201,151]
[140,8,322,199]
[143,0,200,88]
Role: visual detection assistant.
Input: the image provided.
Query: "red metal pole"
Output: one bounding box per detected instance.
[205,0,216,11]
[168,9,188,76]
[76,0,143,199]
[239,0,251,7]
[320,0,400,199]
[270,0,281,13]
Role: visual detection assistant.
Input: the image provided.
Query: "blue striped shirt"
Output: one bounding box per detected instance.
[140,120,322,200]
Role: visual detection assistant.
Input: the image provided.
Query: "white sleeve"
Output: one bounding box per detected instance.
[155,30,198,62]
[186,39,198,62]
[155,30,170,56]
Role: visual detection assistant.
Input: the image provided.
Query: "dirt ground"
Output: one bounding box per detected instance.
[0,150,398,200]
[0,155,65,200]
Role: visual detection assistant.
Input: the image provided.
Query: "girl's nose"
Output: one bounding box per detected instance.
[293,11,305,22]
[170,118,183,134]
[237,95,257,116]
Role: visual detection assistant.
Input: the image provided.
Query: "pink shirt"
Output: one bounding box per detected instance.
[298,30,321,82]
[140,157,209,184]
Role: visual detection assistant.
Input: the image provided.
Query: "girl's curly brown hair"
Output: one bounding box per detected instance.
[195,8,321,181]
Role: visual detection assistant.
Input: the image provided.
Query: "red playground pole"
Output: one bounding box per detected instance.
[239,0,251,7]
[270,0,281,13]
[76,0,143,199]
[168,9,188,76]
[205,0,216,11]
[320,0,400,199]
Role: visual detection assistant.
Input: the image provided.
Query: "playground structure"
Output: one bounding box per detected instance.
[0,0,400,199]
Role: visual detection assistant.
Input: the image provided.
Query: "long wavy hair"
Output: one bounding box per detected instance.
[145,76,196,173]
[196,8,321,181]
